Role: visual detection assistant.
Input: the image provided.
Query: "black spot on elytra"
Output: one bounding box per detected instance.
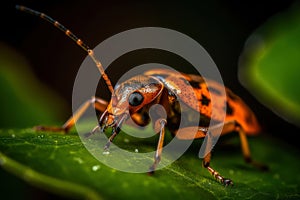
[201,94,211,106]
[225,102,233,115]
[208,86,222,95]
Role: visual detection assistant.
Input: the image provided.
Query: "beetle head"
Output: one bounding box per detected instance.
[99,75,164,131]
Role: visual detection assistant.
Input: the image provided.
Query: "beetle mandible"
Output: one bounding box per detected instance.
[16,5,268,186]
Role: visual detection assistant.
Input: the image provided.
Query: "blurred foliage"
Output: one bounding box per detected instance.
[0,127,299,199]
[0,43,67,128]
[239,3,300,126]
[0,43,69,198]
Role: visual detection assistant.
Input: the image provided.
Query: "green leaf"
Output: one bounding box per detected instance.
[239,3,300,126]
[0,127,299,199]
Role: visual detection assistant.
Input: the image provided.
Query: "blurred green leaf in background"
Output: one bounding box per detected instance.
[239,3,300,127]
[0,43,68,199]
[0,43,67,128]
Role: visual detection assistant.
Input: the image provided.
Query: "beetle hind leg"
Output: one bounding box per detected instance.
[237,126,269,171]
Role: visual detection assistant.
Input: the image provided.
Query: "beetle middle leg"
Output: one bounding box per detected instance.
[175,120,268,185]
[35,96,108,133]
[201,128,234,186]
[203,151,233,186]
[201,120,268,185]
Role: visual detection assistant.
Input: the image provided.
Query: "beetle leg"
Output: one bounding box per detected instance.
[103,113,128,151]
[235,125,269,171]
[203,151,233,186]
[83,125,101,138]
[210,120,268,170]
[103,129,118,151]
[202,121,268,183]
[148,119,167,174]
[35,96,108,133]
[201,129,233,186]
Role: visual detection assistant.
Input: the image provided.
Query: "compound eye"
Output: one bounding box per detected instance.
[128,92,144,106]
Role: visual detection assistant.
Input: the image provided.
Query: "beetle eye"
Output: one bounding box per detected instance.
[128,92,144,106]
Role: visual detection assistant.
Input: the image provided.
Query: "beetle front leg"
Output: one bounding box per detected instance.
[35,97,108,133]
[148,119,167,174]
[103,113,128,151]
[103,129,118,151]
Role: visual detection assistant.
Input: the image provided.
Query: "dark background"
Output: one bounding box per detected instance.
[1,0,299,199]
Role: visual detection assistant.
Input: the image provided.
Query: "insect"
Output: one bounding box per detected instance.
[16,5,268,186]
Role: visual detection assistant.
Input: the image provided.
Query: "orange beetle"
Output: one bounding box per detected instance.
[16,5,267,186]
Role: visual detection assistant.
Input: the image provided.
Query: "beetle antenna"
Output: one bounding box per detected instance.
[16,5,116,99]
